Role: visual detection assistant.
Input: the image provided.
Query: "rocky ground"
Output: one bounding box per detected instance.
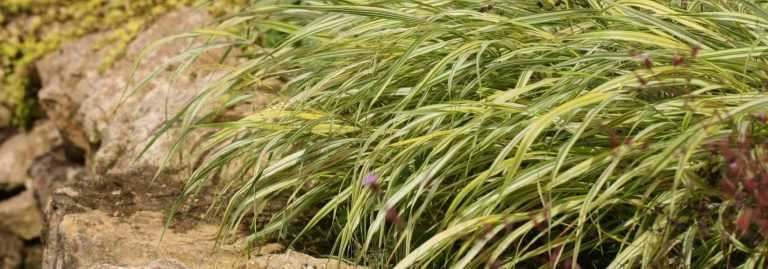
[0,8,358,269]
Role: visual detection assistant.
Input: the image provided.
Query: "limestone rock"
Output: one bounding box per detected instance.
[0,121,62,244]
[43,210,247,269]
[41,194,358,269]
[0,121,61,190]
[0,190,44,240]
[88,260,188,269]
[247,252,363,269]
[36,8,272,181]
[0,128,15,145]
[0,230,23,269]
[84,253,363,269]
[24,244,44,269]
[27,145,85,211]
[84,253,364,269]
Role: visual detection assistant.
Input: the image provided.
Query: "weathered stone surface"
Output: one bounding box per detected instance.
[27,145,85,215]
[88,259,188,269]
[37,8,271,181]
[0,120,61,250]
[44,210,248,269]
[41,183,357,269]
[24,244,44,269]
[84,253,363,269]
[0,121,61,190]
[0,128,15,145]
[0,190,44,240]
[0,230,23,269]
[247,252,363,269]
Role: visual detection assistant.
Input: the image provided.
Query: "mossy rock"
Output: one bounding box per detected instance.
[0,0,248,127]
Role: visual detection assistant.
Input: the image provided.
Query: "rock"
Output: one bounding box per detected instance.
[41,189,358,269]
[36,7,273,181]
[0,120,61,243]
[0,190,44,240]
[0,230,23,269]
[0,120,61,190]
[88,259,188,269]
[0,127,16,145]
[24,244,44,269]
[247,252,363,269]
[43,210,248,269]
[85,253,363,269]
[27,144,86,212]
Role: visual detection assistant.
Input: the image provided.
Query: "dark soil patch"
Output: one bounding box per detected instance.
[70,169,215,233]
[34,147,216,233]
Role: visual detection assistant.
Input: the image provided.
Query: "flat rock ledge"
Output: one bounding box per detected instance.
[44,209,360,269]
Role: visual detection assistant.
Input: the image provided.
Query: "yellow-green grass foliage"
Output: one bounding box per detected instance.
[145,0,768,268]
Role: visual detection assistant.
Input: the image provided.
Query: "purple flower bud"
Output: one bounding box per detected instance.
[386,207,401,224]
[363,173,379,190]
[636,53,653,70]
[729,160,740,172]
[691,46,700,58]
[672,55,685,66]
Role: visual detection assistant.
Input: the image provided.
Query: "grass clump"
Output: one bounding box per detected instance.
[150,0,768,267]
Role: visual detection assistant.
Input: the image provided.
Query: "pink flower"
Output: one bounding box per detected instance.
[386,207,401,224]
[363,173,379,191]
[636,53,653,70]
[672,54,685,66]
